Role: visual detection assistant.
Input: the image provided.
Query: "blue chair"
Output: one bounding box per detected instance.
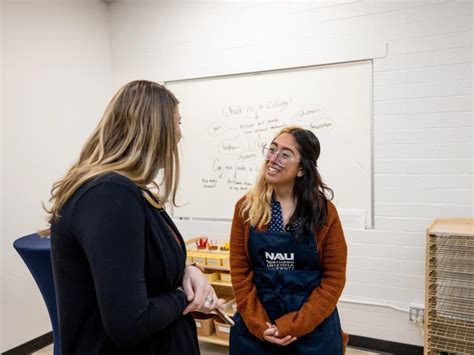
[13,233,60,355]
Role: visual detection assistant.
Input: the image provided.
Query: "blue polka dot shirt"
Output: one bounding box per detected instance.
[268,195,299,233]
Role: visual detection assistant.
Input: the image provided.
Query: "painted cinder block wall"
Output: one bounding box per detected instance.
[1,0,472,351]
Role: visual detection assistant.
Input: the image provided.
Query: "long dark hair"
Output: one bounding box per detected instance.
[288,127,333,239]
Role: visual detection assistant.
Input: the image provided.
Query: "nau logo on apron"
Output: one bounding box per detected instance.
[264,251,295,270]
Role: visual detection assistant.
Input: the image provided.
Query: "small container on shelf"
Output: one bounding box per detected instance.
[186,250,197,264]
[206,239,219,250]
[203,271,219,282]
[192,312,216,336]
[213,317,231,340]
[220,242,230,251]
[192,253,207,265]
[221,256,230,268]
[206,255,224,266]
[195,236,208,250]
[219,272,231,283]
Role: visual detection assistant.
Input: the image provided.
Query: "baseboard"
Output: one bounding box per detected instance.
[348,334,424,355]
[2,332,53,355]
[1,332,424,355]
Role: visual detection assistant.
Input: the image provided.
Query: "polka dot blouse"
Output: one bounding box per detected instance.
[268,195,299,233]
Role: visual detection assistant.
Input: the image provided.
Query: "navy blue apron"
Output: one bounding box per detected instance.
[230,229,344,354]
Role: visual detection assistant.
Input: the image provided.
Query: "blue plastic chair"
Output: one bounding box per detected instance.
[13,233,60,355]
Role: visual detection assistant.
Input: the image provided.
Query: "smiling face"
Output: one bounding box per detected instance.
[265,132,303,189]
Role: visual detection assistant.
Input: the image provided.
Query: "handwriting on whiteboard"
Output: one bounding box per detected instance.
[198,98,335,191]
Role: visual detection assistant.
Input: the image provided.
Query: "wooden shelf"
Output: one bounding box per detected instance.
[203,265,230,271]
[198,334,229,346]
[425,219,474,355]
[211,280,233,287]
[428,218,474,237]
[186,239,233,348]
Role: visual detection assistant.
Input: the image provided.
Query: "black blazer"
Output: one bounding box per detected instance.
[51,173,199,354]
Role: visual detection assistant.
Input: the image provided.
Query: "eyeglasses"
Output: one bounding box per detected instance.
[262,144,298,167]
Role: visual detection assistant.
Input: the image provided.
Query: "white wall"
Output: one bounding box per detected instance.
[1,0,112,351]
[0,0,4,350]
[110,0,473,347]
[1,0,472,351]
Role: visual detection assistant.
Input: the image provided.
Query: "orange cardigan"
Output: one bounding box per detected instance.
[230,196,348,347]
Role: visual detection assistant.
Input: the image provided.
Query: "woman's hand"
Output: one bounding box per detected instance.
[263,322,297,346]
[181,265,224,314]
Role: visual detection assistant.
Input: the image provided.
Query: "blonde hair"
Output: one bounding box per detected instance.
[240,161,273,229]
[40,80,180,235]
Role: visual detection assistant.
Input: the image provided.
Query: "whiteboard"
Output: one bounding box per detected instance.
[167,61,373,227]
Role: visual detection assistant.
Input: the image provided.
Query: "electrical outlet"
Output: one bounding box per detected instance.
[409,305,424,324]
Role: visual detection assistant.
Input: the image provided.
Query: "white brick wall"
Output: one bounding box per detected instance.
[0,1,3,350]
[108,0,472,346]
[2,0,471,350]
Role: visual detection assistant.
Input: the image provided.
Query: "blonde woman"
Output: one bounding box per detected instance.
[229,126,348,354]
[42,80,222,355]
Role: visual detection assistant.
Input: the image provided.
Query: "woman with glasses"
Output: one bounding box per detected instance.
[40,80,223,355]
[229,126,348,354]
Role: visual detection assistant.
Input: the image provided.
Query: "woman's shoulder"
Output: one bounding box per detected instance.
[325,199,341,224]
[56,173,145,231]
[326,199,337,214]
[234,193,251,215]
[231,194,249,223]
[93,171,134,184]
[87,172,139,190]
[74,172,143,205]
[235,194,247,207]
